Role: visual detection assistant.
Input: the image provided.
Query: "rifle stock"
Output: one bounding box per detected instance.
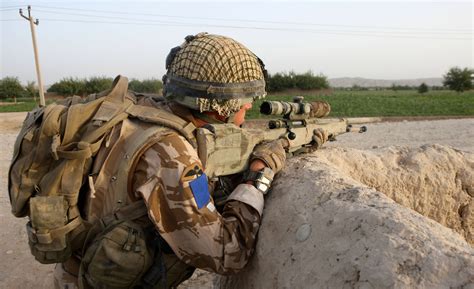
[197,118,365,179]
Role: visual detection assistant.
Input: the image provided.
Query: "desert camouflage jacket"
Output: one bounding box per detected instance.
[131,127,264,275]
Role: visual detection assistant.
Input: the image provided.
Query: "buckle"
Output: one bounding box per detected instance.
[243,167,275,194]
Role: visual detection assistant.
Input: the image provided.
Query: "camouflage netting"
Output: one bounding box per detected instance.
[169,33,264,83]
[164,33,266,117]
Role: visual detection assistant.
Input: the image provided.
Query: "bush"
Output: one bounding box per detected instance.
[0,76,26,99]
[391,84,414,91]
[294,72,329,90]
[267,72,295,92]
[418,83,428,94]
[266,71,329,92]
[129,78,163,93]
[84,76,114,94]
[48,77,86,96]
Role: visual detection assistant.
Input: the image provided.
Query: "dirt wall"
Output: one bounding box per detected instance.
[317,145,473,244]
[218,147,474,289]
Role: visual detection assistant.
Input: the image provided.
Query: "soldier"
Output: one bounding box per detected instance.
[54,33,326,288]
[55,33,286,288]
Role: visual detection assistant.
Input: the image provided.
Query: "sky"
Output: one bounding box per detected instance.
[1,0,473,85]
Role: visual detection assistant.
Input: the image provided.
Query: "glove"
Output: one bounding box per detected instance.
[250,139,287,174]
[311,128,329,150]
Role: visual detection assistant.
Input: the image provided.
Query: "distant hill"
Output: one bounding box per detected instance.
[328,77,443,88]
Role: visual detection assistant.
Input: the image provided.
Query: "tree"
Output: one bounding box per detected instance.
[25,81,39,101]
[0,76,26,99]
[418,82,428,94]
[443,67,473,92]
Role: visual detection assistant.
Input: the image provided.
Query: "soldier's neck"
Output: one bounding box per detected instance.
[192,111,227,127]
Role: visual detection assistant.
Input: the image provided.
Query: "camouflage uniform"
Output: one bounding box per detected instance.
[133,128,263,274]
[54,113,263,288]
[55,32,269,288]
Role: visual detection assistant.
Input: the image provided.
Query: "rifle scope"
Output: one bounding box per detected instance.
[260,96,331,120]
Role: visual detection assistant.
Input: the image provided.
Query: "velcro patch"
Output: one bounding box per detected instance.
[189,173,210,209]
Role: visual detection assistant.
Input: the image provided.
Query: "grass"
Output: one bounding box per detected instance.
[1,90,473,117]
[247,90,474,119]
[0,98,53,113]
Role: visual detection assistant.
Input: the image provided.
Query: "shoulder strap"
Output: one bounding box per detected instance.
[111,125,170,208]
[125,104,197,148]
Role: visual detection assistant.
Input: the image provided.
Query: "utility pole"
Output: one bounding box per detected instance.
[20,6,45,107]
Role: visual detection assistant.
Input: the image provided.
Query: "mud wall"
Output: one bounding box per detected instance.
[217,145,474,289]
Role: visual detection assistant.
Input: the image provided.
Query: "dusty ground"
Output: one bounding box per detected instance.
[0,112,472,288]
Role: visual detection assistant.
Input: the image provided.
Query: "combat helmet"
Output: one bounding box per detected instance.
[163,32,267,118]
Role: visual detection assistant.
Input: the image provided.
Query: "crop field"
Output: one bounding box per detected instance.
[248,89,474,119]
[0,97,54,113]
[0,90,473,117]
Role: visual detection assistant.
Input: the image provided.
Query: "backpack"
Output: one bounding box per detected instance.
[8,75,198,288]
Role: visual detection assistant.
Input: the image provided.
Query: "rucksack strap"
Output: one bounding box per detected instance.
[111,125,171,209]
[126,104,197,148]
[100,200,149,228]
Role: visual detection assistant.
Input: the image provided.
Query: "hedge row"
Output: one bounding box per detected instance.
[47,77,163,96]
[2,72,328,99]
[267,71,329,92]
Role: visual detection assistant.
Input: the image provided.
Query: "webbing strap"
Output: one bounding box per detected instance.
[83,110,131,144]
[35,217,83,244]
[100,200,148,227]
[126,105,197,148]
[55,109,131,161]
[55,139,104,160]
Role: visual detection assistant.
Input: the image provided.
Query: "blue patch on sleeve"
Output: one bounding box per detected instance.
[189,173,210,209]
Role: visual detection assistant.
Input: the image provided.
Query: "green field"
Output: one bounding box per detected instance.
[0,97,54,113]
[247,90,474,119]
[1,90,473,118]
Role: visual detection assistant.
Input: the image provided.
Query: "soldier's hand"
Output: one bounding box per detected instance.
[311,128,329,150]
[250,139,287,174]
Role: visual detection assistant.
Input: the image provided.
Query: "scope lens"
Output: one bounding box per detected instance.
[260,101,272,115]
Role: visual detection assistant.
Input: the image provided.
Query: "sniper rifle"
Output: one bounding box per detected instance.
[196,96,367,180]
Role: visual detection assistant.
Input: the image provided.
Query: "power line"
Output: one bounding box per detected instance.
[0,8,21,11]
[0,5,22,9]
[33,9,472,36]
[39,18,472,40]
[34,4,473,33]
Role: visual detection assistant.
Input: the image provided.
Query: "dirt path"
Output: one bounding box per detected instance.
[0,112,472,289]
[326,118,474,153]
